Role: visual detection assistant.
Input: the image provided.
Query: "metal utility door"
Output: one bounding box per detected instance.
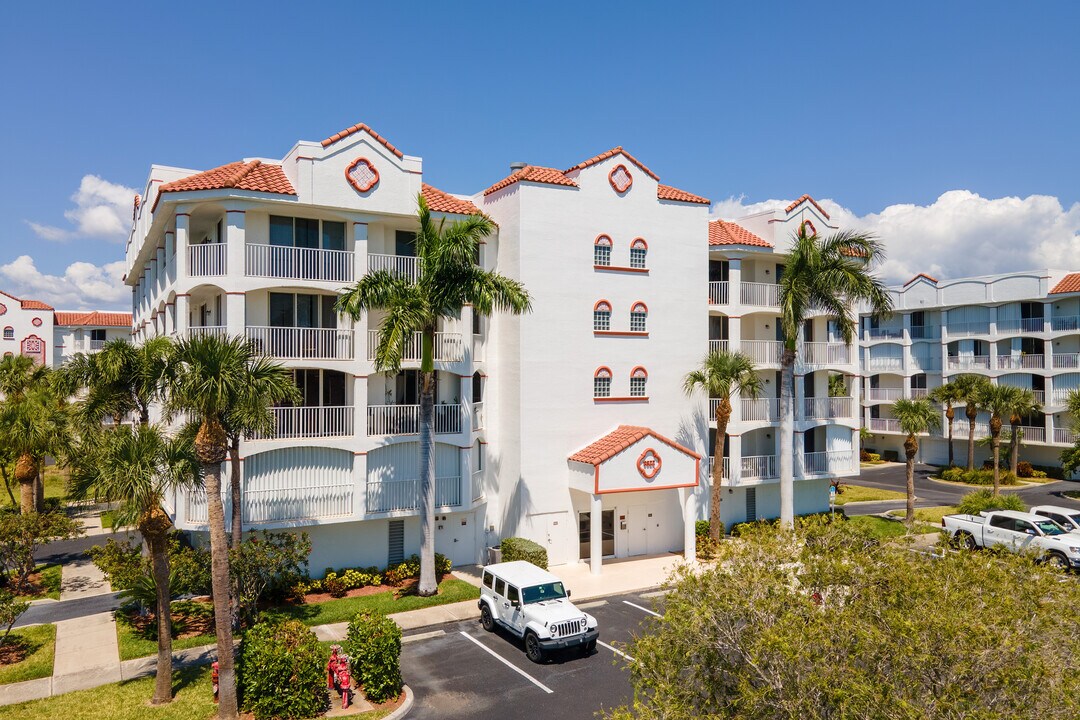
[435,514,475,567]
[628,505,649,557]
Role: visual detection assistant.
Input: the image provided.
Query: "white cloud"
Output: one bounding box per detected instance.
[26,175,137,243]
[0,255,128,310]
[712,191,1080,285]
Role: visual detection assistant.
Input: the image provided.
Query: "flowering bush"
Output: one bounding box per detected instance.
[294,554,451,596]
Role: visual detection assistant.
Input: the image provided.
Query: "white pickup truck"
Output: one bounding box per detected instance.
[478,561,599,663]
[942,510,1080,569]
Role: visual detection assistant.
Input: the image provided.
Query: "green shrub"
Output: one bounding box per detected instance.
[87,532,211,596]
[695,520,711,537]
[238,619,326,720]
[1031,470,1048,479]
[941,468,1019,486]
[500,537,548,569]
[86,537,144,591]
[956,489,1027,516]
[941,467,965,483]
[1031,464,1066,480]
[1016,461,1034,478]
[345,612,402,703]
[882,450,899,462]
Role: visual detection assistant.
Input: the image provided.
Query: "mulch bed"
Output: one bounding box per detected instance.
[0,640,29,666]
[297,576,435,604]
[124,600,215,640]
[13,569,51,599]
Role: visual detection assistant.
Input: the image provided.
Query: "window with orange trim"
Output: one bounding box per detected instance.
[630,238,647,269]
[594,235,612,266]
[593,300,612,331]
[630,302,647,332]
[594,367,612,398]
[630,366,648,397]
[2,327,12,341]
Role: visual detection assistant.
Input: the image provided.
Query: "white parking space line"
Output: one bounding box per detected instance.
[597,640,635,663]
[623,600,661,618]
[403,629,445,644]
[458,632,554,694]
[640,589,668,599]
[577,600,608,610]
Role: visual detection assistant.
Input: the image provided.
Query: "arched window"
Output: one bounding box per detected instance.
[630,367,648,397]
[594,235,612,266]
[472,371,483,404]
[630,238,648,269]
[593,300,612,331]
[630,302,648,332]
[594,367,612,398]
[2,327,12,340]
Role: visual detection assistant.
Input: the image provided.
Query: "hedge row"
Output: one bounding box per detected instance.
[296,553,453,596]
[501,537,548,569]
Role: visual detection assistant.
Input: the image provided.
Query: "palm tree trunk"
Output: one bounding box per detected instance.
[195,420,237,719]
[229,437,242,550]
[945,407,955,467]
[778,349,796,528]
[417,367,437,596]
[15,453,36,514]
[712,399,731,542]
[144,528,174,704]
[904,435,917,525]
[1009,420,1020,475]
[966,409,977,471]
[991,436,1001,495]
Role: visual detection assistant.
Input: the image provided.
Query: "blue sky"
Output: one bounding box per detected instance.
[1,1,1078,308]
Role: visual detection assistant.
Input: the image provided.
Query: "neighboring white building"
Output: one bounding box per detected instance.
[124,123,861,573]
[0,290,54,366]
[53,311,133,365]
[860,270,1079,474]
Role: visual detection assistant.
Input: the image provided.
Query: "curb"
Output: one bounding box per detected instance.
[383,685,414,720]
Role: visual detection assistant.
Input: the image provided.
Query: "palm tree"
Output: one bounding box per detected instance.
[164,335,297,719]
[891,398,940,525]
[1063,390,1080,477]
[776,225,892,527]
[683,351,761,540]
[977,383,1023,495]
[950,374,989,471]
[1005,388,1041,475]
[337,193,531,595]
[0,357,68,513]
[63,337,173,427]
[73,424,197,704]
[928,381,965,467]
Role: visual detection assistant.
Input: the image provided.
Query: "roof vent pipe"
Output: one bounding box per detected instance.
[509,161,527,173]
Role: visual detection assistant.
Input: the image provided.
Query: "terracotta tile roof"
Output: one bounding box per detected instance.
[156,160,296,199]
[483,165,578,196]
[657,184,710,205]
[1050,272,1080,295]
[566,146,659,181]
[0,290,53,311]
[320,122,404,158]
[785,194,831,220]
[903,273,939,286]
[421,183,482,215]
[708,220,772,248]
[569,425,701,465]
[54,311,132,327]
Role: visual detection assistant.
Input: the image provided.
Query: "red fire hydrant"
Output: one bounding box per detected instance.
[327,645,342,690]
[211,661,220,704]
[336,654,352,709]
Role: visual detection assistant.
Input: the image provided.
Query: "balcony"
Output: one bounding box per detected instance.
[1050,316,1080,332]
[75,338,116,352]
[741,397,779,422]
[185,482,353,525]
[708,281,729,305]
[910,356,941,372]
[187,326,227,340]
[802,450,857,476]
[472,470,485,502]
[802,397,854,420]
[366,331,464,363]
[869,418,901,433]
[1052,353,1080,369]
[472,401,485,431]
[997,354,1044,370]
[246,327,354,360]
[708,339,729,354]
[369,253,420,282]
[1016,425,1046,443]
[249,406,354,440]
[740,282,780,307]
[740,340,784,366]
[946,321,991,336]
[908,325,938,340]
[365,476,462,513]
[245,244,354,283]
[866,327,903,340]
[997,317,1046,334]
[188,243,226,277]
[366,404,463,436]
[799,342,851,366]
[865,388,904,403]
[741,455,778,480]
[1052,389,1076,406]
[1054,428,1077,446]
[867,356,904,372]
[946,355,990,371]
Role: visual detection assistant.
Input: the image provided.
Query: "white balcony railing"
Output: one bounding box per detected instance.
[802,450,857,476]
[708,339,729,355]
[740,340,784,365]
[868,356,904,372]
[246,326,354,360]
[869,418,902,433]
[997,354,1044,369]
[1050,316,1080,332]
[365,476,462,513]
[366,403,462,436]
[802,397,853,420]
[1054,428,1077,445]
[741,397,779,422]
[1052,353,1080,369]
[246,243,354,283]
[946,321,991,336]
[800,342,851,366]
[947,355,990,370]
[910,387,930,399]
[472,470,485,501]
[742,455,778,480]
[866,327,903,340]
[187,326,227,340]
[740,282,780,307]
[1052,389,1076,406]
[1015,425,1046,443]
[472,401,485,431]
[250,406,354,440]
[366,330,464,363]
[908,325,938,340]
[865,387,904,402]
[910,355,941,372]
[708,281,729,305]
[185,482,351,525]
[368,253,420,282]
[188,243,226,277]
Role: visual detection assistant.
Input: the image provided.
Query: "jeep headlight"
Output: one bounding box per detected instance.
[1068,547,1080,554]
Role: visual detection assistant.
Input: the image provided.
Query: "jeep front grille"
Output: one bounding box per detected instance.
[552,618,586,638]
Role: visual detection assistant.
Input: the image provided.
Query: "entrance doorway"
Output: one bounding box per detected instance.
[578,510,614,559]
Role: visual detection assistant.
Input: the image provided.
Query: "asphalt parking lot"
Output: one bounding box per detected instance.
[401,588,666,720]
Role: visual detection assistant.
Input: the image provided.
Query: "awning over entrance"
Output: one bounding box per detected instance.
[568,425,701,494]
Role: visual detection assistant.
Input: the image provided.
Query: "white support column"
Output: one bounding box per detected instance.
[226,293,245,337]
[683,489,697,564]
[460,371,474,433]
[175,212,190,283]
[460,445,473,509]
[353,451,368,519]
[226,209,246,277]
[175,295,189,336]
[354,222,369,277]
[353,375,367,440]
[589,494,602,575]
[728,257,742,311]
[794,431,805,479]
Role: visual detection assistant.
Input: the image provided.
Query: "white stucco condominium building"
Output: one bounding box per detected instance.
[860,270,1079,473]
[0,290,132,368]
[125,122,860,573]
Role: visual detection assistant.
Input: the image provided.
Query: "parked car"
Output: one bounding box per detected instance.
[1031,505,1080,533]
[478,560,599,663]
[942,510,1080,569]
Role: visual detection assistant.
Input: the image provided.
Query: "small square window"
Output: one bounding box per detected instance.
[594,375,611,398]
[594,310,611,331]
[594,244,611,266]
[630,247,646,268]
[630,376,647,397]
[630,311,646,333]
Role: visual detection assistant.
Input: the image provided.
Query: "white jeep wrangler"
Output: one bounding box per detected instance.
[478,561,599,663]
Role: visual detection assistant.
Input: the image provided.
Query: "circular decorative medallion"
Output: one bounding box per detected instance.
[609,164,633,193]
[0,302,6,316]
[637,448,662,480]
[345,157,379,193]
[31,317,42,327]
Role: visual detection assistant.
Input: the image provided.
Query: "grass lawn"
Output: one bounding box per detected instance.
[116,621,217,663]
[2,470,68,509]
[885,505,957,526]
[847,515,910,539]
[267,576,479,626]
[0,624,56,685]
[834,484,907,505]
[1063,490,1080,500]
[15,564,63,602]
